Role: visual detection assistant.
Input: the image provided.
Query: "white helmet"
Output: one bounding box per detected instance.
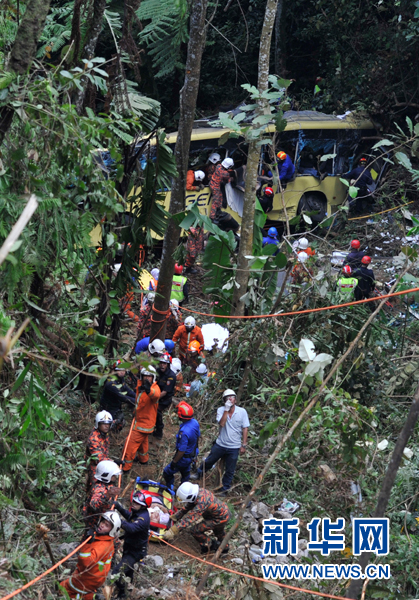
[141,365,157,383]
[208,153,221,164]
[100,511,121,538]
[223,389,236,399]
[170,299,179,310]
[196,363,207,374]
[221,158,234,169]
[171,358,182,375]
[95,460,122,484]
[184,316,196,328]
[95,410,113,429]
[177,482,199,503]
[298,251,309,264]
[147,291,155,302]
[151,268,160,280]
[148,339,165,355]
[298,238,309,250]
[195,170,205,181]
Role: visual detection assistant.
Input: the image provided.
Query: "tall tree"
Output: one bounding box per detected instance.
[231,0,279,315]
[149,0,208,341]
[0,0,52,144]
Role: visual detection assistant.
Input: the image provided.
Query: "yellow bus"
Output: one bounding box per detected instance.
[163,110,384,226]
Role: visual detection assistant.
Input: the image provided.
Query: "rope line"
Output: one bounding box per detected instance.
[179,285,419,319]
[161,539,349,600]
[347,201,414,221]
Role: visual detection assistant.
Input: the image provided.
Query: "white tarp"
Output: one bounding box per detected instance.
[225,183,244,217]
[202,323,229,353]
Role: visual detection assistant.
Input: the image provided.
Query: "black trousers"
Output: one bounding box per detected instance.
[154,397,172,437]
[112,545,147,597]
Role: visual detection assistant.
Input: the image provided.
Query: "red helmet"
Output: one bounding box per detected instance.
[343,265,352,275]
[264,187,274,197]
[174,263,183,275]
[361,256,371,265]
[277,151,287,161]
[178,401,194,420]
[359,157,367,164]
[112,360,124,371]
[350,240,361,250]
[132,491,152,508]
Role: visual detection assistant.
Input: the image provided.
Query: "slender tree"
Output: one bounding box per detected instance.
[149,0,208,341]
[231,0,279,315]
[0,0,52,144]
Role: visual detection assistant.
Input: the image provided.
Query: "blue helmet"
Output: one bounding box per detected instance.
[268,227,278,238]
[164,339,175,352]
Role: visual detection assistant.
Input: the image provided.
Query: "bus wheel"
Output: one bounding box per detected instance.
[297,192,327,223]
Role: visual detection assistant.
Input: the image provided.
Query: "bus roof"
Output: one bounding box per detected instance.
[164,111,374,144]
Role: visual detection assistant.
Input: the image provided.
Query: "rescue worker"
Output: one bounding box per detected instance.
[85,411,112,493]
[171,263,189,305]
[209,157,234,221]
[154,353,176,440]
[147,338,166,358]
[191,389,249,495]
[82,461,121,533]
[186,169,205,191]
[149,268,159,291]
[172,316,204,363]
[185,340,204,370]
[122,367,160,472]
[166,299,181,338]
[205,152,221,183]
[276,151,295,183]
[113,491,152,599]
[343,157,373,213]
[187,363,208,399]
[353,256,375,301]
[120,287,140,323]
[163,401,201,488]
[290,251,313,285]
[163,482,230,554]
[344,239,366,270]
[185,224,204,274]
[294,237,315,257]
[262,227,280,255]
[171,358,184,397]
[337,265,358,302]
[259,186,274,214]
[136,293,154,337]
[134,336,175,356]
[60,511,121,600]
[99,362,135,432]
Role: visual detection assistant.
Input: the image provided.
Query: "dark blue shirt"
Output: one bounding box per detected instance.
[277,155,295,181]
[262,236,279,256]
[344,251,366,270]
[114,502,150,550]
[176,418,201,456]
[135,337,175,354]
[344,166,373,189]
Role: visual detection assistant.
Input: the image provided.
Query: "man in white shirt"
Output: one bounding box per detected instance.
[190,389,249,495]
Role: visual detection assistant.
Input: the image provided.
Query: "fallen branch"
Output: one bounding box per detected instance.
[0,195,38,267]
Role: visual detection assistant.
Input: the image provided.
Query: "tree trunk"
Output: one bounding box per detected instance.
[75,0,107,113]
[274,0,283,76]
[149,0,208,341]
[345,382,419,599]
[0,0,52,145]
[231,0,279,315]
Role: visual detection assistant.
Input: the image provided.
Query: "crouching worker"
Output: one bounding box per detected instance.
[163,401,200,489]
[112,491,152,599]
[60,511,121,599]
[163,482,230,554]
[82,461,121,535]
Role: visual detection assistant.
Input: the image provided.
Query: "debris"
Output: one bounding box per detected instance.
[231,557,244,565]
[143,554,164,568]
[250,502,271,519]
[318,464,337,482]
[58,542,79,556]
[278,499,300,514]
[251,530,263,545]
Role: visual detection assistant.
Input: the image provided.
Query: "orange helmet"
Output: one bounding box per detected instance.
[188,340,200,353]
[174,263,183,275]
[178,401,194,420]
[343,265,352,275]
[277,151,287,161]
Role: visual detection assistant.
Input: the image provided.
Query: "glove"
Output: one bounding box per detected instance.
[163,526,178,541]
[171,512,180,523]
[142,380,151,394]
[198,183,205,191]
[114,501,123,513]
[170,461,178,470]
[86,528,96,540]
[224,400,233,412]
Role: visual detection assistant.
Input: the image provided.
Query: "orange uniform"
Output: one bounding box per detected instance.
[60,534,115,599]
[298,248,315,257]
[172,325,204,361]
[120,291,139,322]
[186,170,200,191]
[122,381,161,471]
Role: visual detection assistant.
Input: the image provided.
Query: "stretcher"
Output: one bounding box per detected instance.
[135,477,175,541]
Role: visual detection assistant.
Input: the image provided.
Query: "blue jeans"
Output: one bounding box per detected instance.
[163,457,193,489]
[197,443,240,491]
